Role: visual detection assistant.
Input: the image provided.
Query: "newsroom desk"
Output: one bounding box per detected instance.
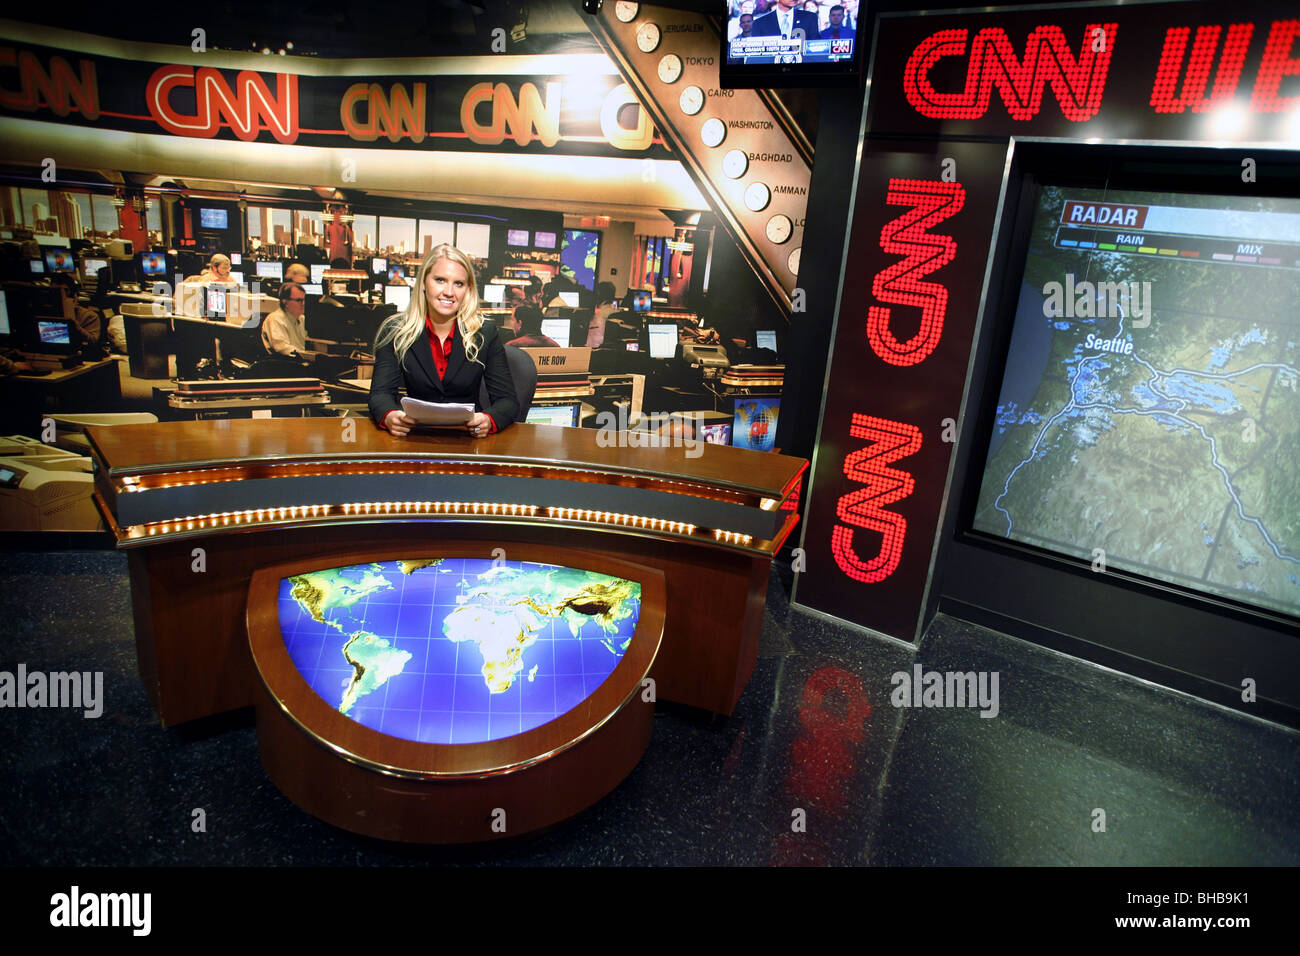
[89,419,807,726]
[0,358,122,434]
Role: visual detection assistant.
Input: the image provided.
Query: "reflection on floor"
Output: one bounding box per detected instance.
[1,549,1296,866]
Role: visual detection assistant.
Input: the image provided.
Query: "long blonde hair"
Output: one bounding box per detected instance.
[375,243,486,365]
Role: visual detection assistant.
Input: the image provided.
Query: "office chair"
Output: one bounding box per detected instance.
[479,344,536,423]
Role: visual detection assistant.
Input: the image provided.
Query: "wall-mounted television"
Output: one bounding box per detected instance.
[720,0,868,89]
[199,207,229,230]
[534,231,557,249]
[507,229,529,247]
[561,229,600,290]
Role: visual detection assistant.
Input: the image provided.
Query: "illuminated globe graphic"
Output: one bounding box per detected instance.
[735,400,778,452]
[277,558,642,745]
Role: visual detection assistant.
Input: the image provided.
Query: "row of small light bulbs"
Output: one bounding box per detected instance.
[132,501,749,545]
[121,463,734,500]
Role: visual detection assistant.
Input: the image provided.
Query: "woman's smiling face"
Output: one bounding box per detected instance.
[425,257,468,320]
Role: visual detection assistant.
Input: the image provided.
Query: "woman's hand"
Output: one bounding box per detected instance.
[383,410,418,437]
[466,412,493,439]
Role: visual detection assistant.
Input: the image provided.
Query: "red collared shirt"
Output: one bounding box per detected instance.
[424,315,496,433]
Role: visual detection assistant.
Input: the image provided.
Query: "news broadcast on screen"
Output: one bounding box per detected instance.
[725,0,860,66]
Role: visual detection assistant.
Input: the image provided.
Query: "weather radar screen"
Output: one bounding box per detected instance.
[277,558,642,744]
[973,186,1300,620]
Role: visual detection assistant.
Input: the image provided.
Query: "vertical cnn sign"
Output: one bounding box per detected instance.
[794,141,1006,640]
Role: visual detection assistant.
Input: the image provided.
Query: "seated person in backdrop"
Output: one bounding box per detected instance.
[524,276,544,309]
[584,281,619,349]
[369,243,518,439]
[505,304,560,348]
[260,282,311,357]
[819,4,854,38]
[188,253,234,284]
[542,266,579,307]
[284,262,310,285]
[49,273,106,357]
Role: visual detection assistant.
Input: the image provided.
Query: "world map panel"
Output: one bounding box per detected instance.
[276,558,642,745]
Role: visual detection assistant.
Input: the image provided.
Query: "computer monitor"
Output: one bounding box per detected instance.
[526,404,580,427]
[732,397,779,451]
[540,318,570,348]
[310,263,328,284]
[755,330,777,354]
[625,342,640,351]
[37,319,74,349]
[700,422,732,446]
[387,263,405,283]
[371,257,387,275]
[482,283,505,304]
[558,291,579,308]
[534,231,557,249]
[507,229,529,247]
[199,207,228,230]
[255,261,283,280]
[384,284,411,311]
[138,251,168,277]
[28,259,44,274]
[0,290,9,338]
[648,323,678,359]
[204,286,228,320]
[301,282,323,296]
[632,290,652,313]
[230,252,242,266]
[44,248,75,273]
[80,258,108,283]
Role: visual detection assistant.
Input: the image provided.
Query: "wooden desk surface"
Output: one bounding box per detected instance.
[12,357,119,384]
[88,418,805,498]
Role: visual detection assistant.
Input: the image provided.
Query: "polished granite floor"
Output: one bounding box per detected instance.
[1,547,1297,866]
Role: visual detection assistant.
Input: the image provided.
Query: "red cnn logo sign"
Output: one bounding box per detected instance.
[147,66,298,143]
[903,23,1117,121]
[833,179,964,584]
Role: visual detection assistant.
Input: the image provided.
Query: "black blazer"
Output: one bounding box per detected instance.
[369,318,519,429]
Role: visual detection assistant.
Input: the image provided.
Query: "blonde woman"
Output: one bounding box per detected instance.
[369,244,518,437]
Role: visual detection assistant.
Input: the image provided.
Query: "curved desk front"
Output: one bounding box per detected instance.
[90,419,807,726]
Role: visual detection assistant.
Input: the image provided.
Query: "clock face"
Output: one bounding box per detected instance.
[700,117,725,146]
[765,214,793,244]
[744,182,771,212]
[680,86,705,116]
[787,247,801,276]
[658,54,683,84]
[636,22,661,53]
[722,149,748,179]
[615,1,639,22]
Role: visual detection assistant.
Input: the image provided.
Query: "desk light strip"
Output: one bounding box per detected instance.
[124,500,749,546]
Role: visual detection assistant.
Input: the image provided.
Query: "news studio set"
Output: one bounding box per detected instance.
[0,0,1293,929]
